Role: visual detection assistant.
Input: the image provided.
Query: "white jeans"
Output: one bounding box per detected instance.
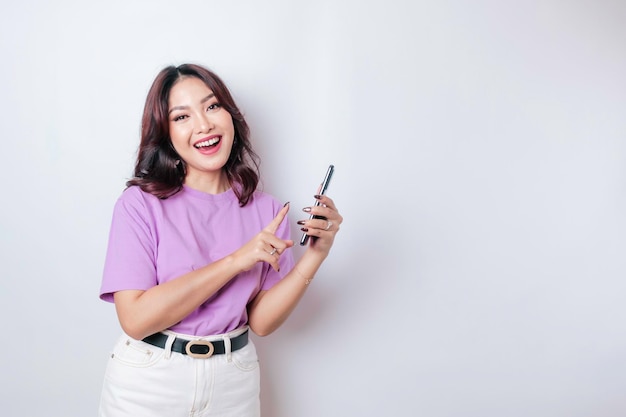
[98,327,260,417]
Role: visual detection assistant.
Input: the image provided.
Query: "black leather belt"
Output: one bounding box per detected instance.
[142,329,249,358]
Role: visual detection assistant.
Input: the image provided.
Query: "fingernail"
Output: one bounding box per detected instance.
[302,207,311,213]
[297,220,305,225]
[283,201,290,207]
[301,227,309,232]
[314,194,322,199]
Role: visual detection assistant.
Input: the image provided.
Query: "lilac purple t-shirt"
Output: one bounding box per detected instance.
[100,185,294,336]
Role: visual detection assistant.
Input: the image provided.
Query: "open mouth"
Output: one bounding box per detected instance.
[194,137,221,149]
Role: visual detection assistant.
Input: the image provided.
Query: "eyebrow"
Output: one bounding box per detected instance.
[168,93,216,114]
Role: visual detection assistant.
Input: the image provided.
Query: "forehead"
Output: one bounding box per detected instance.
[168,76,214,105]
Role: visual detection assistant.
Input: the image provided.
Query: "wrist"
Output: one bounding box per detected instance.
[293,265,314,286]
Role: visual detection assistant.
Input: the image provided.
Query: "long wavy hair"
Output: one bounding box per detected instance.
[127,64,260,206]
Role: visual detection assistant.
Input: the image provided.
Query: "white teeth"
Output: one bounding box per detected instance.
[195,137,220,148]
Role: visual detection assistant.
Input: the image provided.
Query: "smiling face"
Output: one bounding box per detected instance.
[168,76,235,191]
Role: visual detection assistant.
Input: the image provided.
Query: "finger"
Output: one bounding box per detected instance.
[264,203,290,234]
[267,255,281,272]
[313,194,337,211]
[263,235,294,257]
[304,205,334,221]
[263,242,292,273]
[254,242,279,272]
[314,218,333,231]
[268,238,295,254]
[300,226,327,241]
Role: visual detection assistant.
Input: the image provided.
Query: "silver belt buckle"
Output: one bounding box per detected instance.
[185,340,215,358]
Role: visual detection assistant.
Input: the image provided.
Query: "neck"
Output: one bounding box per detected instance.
[184,171,230,194]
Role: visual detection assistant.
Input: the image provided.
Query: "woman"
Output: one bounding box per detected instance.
[98,63,342,416]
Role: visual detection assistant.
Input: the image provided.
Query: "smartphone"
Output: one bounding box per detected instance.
[300,164,335,246]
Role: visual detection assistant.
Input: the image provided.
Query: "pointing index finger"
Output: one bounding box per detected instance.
[264,202,290,234]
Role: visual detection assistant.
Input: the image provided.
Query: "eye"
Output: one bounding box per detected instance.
[207,102,221,111]
[172,114,188,122]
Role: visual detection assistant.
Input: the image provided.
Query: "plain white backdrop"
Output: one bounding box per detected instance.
[1,1,625,416]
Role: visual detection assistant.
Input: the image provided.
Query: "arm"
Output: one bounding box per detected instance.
[247,194,342,336]
[114,257,239,340]
[115,204,294,340]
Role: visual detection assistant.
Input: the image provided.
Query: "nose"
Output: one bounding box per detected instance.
[195,112,214,134]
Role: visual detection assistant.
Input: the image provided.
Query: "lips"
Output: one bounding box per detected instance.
[194,136,221,149]
[192,135,223,155]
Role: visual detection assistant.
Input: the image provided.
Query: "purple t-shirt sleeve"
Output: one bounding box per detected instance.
[100,189,158,302]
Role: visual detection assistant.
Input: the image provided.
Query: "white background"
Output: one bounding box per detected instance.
[1,1,625,416]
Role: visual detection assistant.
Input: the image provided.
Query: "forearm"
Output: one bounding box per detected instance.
[248,251,326,336]
[114,255,240,340]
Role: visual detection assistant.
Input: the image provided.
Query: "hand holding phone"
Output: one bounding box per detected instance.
[300,164,335,246]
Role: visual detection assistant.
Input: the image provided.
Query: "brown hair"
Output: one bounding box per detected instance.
[127,64,259,206]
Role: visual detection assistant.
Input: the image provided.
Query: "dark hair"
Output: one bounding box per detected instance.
[127,63,260,206]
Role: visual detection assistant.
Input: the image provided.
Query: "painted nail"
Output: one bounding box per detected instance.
[302,207,311,213]
[300,227,309,232]
[283,201,290,207]
[314,194,322,199]
[297,220,306,225]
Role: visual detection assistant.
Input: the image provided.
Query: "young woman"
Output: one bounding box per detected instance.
[98,63,342,416]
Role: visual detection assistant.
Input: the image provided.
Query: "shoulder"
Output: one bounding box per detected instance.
[113,186,165,221]
[118,185,156,203]
[116,185,183,207]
